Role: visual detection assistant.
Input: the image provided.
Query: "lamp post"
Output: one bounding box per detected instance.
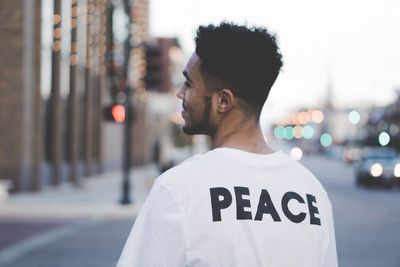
[120,0,133,204]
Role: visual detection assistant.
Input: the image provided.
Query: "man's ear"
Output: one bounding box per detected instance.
[216,89,235,113]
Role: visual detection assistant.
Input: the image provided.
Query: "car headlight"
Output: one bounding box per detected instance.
[394,163,400,178]
[370,163,383,177]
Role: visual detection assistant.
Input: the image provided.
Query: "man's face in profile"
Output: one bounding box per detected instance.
[177,53,213,136]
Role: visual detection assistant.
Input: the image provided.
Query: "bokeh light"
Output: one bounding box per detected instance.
[320,133,332,147]
[378,132,390,146]
[290,147,303,161]
[293,125,303,139]
[303,125,314,139]
[348,110,361,124]
[370,163,383,177]
[298,112,310,125]
[394,164,400,178]
[311,110,324,123]
[291,114,300,125]
[111,104,126,124]
[284,126,294,140]
[274,126,285,139]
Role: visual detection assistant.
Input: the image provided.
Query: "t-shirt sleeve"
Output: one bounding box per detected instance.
[117,179,186,267]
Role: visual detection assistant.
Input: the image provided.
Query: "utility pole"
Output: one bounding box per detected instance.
[49,0,62,185]
[120,0,133,204]
[83,0,94,177]
[67,0,80,186]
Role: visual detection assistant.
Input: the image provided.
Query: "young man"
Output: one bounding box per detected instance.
[117,22,337,267]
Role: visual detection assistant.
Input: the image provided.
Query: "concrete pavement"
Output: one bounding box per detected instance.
[0,164,160,219]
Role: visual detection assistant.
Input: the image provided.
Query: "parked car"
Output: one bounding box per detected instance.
[355,147,400,188]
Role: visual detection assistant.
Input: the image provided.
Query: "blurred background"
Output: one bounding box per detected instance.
[0,0,399,266]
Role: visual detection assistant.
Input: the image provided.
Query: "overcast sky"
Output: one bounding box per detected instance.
[149,0,400,124]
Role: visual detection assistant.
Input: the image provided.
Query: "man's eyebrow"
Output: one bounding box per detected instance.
[183,71,192,83]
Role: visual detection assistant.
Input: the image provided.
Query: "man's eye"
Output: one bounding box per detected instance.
[184,81,191,88]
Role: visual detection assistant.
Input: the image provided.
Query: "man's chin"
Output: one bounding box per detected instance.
[182,125,198,135]
[182,124,210,136]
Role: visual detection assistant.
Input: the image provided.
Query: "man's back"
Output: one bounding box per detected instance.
[117,148,337,267]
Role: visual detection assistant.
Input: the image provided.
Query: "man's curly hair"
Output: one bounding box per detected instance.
[195,22,283,116]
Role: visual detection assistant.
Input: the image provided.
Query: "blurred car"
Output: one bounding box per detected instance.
[355,147,400,188]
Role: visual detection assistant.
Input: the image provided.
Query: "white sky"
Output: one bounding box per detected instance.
[149,0,400,124]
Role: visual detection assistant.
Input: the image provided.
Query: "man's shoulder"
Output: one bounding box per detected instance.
[156,151,213,187]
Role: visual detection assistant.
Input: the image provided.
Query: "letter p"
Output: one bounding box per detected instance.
[210,187,232,222]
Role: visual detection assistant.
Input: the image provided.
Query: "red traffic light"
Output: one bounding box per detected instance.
[111,104,126,123]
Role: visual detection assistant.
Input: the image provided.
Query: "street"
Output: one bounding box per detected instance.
[302,155,400,267]
[1,155,400,267]
[0,217,132,267]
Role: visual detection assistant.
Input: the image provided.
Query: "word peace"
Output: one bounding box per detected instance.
[210,187,321,225]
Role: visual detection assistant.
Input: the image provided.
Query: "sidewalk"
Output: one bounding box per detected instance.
[0,164,160,267]
[0,164,160,220]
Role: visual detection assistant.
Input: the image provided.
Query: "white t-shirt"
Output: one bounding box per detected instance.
[117,148,337,267]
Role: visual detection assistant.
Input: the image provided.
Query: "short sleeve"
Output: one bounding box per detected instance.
[117,180,186,267]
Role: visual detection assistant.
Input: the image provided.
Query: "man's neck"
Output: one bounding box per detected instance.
[210,115,274,155]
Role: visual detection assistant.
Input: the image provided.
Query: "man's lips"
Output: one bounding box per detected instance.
[181,106,187,118]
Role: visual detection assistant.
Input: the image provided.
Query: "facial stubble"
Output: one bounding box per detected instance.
[182,95,213,136]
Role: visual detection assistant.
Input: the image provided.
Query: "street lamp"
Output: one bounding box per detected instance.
[120,0,133,205]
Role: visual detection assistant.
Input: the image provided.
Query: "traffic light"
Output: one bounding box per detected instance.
[143,43,162,90]
[104,103,126,123]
